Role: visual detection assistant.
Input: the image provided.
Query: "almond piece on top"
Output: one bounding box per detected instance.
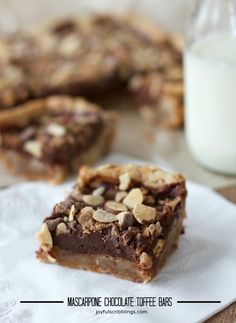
[119,172,131,191]
[35,223,52,252]
[82,194,104,207]
[92,209,118,223]
[133,203,156,224]
[92,186,105,196]
[115,191,128,202]
[56,222,68,235]
[23,140,42,158]
[123,188,143,209]
[68,204,75,222]
[104,201,127,214]
[47,123,66,137]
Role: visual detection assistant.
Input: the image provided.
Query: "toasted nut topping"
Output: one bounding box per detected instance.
[133,204,156,224]
[63,216,68,222]
[93,209,117,223]
[119,172,131,190]
[122,230,135,246]
[116,212,126,226]
[152,222,162,235]
[56,222,67,235]
[82,194,104,206]
[36,223,52,252]
[47,123,66,137]
[46,254,56,263]
[78,206,93,224]
[115,191,127,202]
[117,211,135,229]
[23,140,42,158]
[153,239,165,256]
[123,188,143,209]
[60,35,79,55]
[68,204,75,222]
[92,186,105,196]
[139,252,153,269]
[104,201,127,214]
[143,222,162,237]
[129,75,143,90]
[80,206,94,214]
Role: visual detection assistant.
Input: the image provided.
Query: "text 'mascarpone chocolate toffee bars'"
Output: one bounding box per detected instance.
[36,164,187,283]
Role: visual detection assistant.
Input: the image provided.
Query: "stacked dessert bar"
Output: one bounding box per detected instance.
[36,164,186,282]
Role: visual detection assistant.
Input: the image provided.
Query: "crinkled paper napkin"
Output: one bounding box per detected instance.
[0,154,236,323]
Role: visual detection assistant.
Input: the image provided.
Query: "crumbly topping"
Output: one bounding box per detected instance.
[143,222,162,238]
[77,164,185,189]
[153,239,165,256]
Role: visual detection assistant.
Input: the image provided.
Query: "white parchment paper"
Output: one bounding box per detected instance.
[0,154,235,323]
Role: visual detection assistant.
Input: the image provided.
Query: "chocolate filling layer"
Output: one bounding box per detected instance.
[45,181,185,262]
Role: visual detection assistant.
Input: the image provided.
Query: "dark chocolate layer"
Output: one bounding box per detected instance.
[45,179,186,262]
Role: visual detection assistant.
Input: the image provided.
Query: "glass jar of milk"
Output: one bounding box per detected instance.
[184,0,236,175]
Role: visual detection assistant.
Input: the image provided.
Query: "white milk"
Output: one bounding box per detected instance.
[184,33,236,174]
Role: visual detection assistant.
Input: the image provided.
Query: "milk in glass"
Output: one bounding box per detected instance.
[185,33,236,174]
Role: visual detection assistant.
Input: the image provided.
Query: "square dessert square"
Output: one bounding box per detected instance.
[0,96,117,183]
[36,164,187,282]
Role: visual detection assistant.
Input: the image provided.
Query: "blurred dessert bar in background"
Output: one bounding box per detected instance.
[0,96,117,183]
[0,15,183,128]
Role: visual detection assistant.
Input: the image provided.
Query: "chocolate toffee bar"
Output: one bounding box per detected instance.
[0,96,117,183]
[0,15,183,128]
[36,164,187,282]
